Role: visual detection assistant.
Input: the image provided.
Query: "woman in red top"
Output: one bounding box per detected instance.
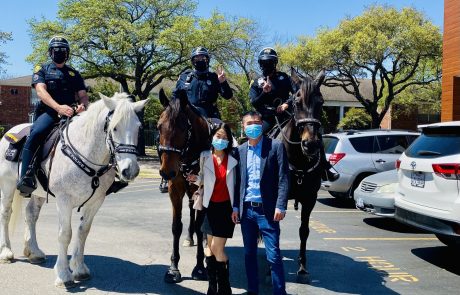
[188,123,239,295]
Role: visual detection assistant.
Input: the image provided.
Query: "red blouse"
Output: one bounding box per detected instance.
[210,154,231,203]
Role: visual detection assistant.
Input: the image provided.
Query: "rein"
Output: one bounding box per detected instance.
[58,110,137,212]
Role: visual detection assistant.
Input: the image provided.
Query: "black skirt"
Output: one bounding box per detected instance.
[201,200,235,238]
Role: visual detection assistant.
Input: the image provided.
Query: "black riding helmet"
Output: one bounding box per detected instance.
[190,47,210,72]
[258,47,278,76]
[48,36,70,63]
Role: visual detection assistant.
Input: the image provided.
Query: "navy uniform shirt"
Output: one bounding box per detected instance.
[31,62,86,118]
[249,71,295,119]
[173,69,233,118]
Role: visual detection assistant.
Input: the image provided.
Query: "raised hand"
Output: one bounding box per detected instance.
[262,75,272,93]
[217,65,226,83]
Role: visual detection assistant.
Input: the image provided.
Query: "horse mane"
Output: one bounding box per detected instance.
[300,77,315,107]
[76,92,135,136]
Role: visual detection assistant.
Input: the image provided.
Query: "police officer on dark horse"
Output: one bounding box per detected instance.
[249,47,339,183]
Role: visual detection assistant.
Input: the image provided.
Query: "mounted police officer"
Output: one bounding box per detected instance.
[158,47,234,193]
[173,47,233,119]
[250,47,339,182]
[16,36,89,196]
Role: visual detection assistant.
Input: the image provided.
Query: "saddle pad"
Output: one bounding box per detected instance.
[4,124,32,144]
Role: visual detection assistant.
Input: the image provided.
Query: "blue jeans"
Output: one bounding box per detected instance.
[241,203,286,295]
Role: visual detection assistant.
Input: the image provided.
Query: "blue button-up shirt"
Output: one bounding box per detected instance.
[244,137,263,203]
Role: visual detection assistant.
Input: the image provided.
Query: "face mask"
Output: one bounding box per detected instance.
[244,124,263,139]
[260,62,276,76]
[212,137,229,151]
[51,50,67,64]
[193,60,208,72]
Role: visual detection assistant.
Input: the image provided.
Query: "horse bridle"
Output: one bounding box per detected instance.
[59,110,138,211]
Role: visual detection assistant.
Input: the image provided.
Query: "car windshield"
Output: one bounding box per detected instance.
[404,126,460,158]
[323,136,339,154]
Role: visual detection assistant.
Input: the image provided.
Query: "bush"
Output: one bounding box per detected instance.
[0,126,4,138]
[338,108,371,130]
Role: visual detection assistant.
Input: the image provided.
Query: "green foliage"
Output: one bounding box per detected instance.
[86,78,121,102]
[392,81,441,118]
[338,108,371,130]
[27,1,259,104]
[278,5,442,127]
[0,126,4,137]
[144,96,164,127]
[0,31,13,74]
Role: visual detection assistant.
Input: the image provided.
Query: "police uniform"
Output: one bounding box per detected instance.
[18,63,86,192]
[249,71,295,133]
[173,69,233,119]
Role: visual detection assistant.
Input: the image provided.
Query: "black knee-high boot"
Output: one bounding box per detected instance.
[206,255,218,295]
[216,260,231,295]
[17,148,37,195]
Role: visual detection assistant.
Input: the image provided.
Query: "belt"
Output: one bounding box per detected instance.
[245,201,262,207]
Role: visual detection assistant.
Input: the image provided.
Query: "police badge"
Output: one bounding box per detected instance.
[206,80,212,86]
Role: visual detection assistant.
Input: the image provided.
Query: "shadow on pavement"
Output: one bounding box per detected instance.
[411,247,460,276]
[363,217,428,234]
[316,196,356,209]
[35,255,204,294]
[283,249,400,295]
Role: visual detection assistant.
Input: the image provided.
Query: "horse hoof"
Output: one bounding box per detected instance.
[296,270,310,284]
[182,238,195,247]
[29,256,46,264]
[74,273,91,281]
[191,265,207,281]
[164,269,182,283]
[56,280,77,289]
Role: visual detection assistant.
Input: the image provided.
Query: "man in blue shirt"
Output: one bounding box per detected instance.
[232,111,289,295]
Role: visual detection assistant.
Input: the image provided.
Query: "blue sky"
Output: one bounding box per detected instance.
[0,0,444,78]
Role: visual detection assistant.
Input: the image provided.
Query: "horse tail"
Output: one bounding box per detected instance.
[9,190,23,235]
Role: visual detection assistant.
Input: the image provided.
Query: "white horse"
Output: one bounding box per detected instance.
[0,92,148,288]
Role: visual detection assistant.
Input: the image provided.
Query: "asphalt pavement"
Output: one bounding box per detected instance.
[0,161,459,295]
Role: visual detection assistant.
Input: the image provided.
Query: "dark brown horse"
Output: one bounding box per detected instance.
[157,88,210,283]
[277,69,326,283]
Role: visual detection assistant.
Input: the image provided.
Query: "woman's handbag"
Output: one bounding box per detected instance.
[192,186,204,210]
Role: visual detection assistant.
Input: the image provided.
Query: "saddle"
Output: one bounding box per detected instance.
[4,123,62,196]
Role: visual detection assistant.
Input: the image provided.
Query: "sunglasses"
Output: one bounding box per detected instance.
[52,47,68,52]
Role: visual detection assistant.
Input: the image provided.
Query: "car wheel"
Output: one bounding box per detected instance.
[435,234,460,248]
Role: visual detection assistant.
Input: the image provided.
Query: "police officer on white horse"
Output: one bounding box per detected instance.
[16,36,89,195]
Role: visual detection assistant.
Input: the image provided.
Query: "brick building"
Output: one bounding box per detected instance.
[442,0,460,121]
[0,76,38,131]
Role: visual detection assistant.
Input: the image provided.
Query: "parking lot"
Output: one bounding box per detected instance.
[1,176,459,295]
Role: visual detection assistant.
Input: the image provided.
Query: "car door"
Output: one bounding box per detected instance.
[373,135,409,172]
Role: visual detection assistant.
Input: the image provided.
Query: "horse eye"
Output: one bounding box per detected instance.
[113,126,118,132]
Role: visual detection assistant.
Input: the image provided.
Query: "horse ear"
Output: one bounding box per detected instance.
[290,67,302,89]
[314,69,326,87]
[99,93,117,110]
[134,98,150,113]
[159,88,169,108]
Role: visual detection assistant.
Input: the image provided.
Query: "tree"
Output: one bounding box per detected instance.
[0,31,12,74]
[338,108,371,130]
[279,6,442,128]
[27,0,259,154]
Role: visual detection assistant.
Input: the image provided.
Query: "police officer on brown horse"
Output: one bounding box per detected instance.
[16,36,89,195]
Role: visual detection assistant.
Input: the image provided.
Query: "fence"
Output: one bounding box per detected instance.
[144,129,158,148]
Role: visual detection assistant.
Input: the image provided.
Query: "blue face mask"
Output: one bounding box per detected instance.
[245,124,263,139]
[212,137,229,151]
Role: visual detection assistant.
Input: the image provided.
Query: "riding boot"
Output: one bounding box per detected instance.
[216,260,232,295]
[106,180,129,195]
[17,148,37,196]
[206,255,218,295]
[159,177,168,193]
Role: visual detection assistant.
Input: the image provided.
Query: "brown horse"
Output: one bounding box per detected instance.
[157,88,210,283]
[276,69,326,283]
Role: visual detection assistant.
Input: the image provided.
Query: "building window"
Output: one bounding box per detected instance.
[10,88,18,95]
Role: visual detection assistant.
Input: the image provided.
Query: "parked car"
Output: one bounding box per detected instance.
[395,121,460,248]
[322,129,419,198]
[354,169,398,217]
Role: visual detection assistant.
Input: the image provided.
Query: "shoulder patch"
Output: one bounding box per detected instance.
[34,65,41,73]
[33,74,40,81]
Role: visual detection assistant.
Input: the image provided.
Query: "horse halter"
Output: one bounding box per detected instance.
[157,118,192,157]
[60,109,138,212]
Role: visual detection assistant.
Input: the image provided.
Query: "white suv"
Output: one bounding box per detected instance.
[322,130,419,198]
[395,121,460,247]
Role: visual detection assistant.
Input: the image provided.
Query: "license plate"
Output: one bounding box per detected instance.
[356,198,364,208]
[411,172,425,188]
